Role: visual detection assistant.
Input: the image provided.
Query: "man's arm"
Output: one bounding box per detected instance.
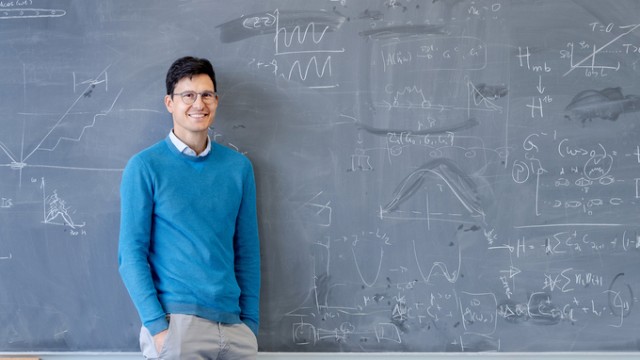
[118,156,168,336]
[234,161,261,336]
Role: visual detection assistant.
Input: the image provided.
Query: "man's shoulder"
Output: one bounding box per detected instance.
[212,142,252,166]
[131,139,171,160]
[125,139,171,170]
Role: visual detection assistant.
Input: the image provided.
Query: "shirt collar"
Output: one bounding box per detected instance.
[168,130,211,157]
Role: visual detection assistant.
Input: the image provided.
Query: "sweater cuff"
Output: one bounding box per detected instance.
[145,315,169,336]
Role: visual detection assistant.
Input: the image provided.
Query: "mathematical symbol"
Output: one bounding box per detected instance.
[526,97,544,118]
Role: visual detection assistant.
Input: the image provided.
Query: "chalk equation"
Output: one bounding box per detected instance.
[377,36,487,72]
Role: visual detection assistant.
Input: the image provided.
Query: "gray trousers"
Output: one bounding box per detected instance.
[140,314,258,360]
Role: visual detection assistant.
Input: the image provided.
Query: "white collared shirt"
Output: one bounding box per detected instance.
[168,130,212,157]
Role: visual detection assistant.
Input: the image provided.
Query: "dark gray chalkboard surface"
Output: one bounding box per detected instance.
[2,0,640,353]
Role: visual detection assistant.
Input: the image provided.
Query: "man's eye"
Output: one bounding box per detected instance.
[202,92,215,99]
[183,92,196,100]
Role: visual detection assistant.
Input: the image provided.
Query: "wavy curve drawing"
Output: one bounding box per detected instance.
[277,14,330,48]
[216,9,346,44]
[413,238,461,284]
[381,158,485,220]
[288,56,332,81]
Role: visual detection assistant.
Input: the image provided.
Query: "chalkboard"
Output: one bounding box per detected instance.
[2,0,640,353]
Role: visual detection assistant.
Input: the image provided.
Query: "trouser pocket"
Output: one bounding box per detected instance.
[139,325,160,359]
[139,316,173,359]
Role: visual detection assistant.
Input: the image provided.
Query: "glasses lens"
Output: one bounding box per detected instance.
[181,91,197,104]
[201,92,216,103]
[176,91,216,104]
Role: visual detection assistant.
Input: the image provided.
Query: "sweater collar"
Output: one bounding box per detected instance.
[168,130,211,157]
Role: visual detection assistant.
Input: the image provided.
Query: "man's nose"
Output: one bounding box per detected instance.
[192,94,206,107]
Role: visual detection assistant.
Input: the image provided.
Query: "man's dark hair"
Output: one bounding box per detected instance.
[165,56,217,95]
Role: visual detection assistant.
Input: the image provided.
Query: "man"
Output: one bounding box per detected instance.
[119,56,260,359]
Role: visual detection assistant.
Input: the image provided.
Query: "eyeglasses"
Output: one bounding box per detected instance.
[172,91,218,105]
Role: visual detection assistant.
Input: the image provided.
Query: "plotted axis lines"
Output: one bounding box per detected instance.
[563,23,640,77]
[1,65,125,175]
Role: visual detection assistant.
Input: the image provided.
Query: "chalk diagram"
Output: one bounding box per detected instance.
[40,178,85,230]
[350,79,502,224]
[284,234,409,346]
[379,158,485,226]
[224,9,346,89]
[273,9,346,89]
[282,224,488,348]
[0,67,122,176]
[345,78,507,177]
[374,79,505,117]
[0,64,124,230]
[562,23,640,77]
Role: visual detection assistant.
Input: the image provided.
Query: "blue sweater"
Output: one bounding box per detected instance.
[118,137,260,336]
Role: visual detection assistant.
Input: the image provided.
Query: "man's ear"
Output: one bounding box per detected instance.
[164,94,174,113]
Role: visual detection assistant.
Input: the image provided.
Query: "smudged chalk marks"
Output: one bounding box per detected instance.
[473,83,508,102]
[564,87,640,123]
[359,24,445,39]
[355,118,479,136]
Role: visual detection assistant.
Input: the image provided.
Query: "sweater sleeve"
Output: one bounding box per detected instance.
[234,160,261,336]
[118,156,168,335]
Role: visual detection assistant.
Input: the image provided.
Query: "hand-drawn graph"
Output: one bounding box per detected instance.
[273,9,346,89]
[379,158,485,227]
[40,178,85,230]
[562,23,640,77]
[219,9,347,88]
[373,80,505,119]
[282,223,481,349]
[0,62,126,235]
[0,65,124,187]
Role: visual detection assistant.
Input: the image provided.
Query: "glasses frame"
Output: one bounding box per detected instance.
[172,90,218,105]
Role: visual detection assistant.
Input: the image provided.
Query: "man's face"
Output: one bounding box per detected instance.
[164,73,218,140]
